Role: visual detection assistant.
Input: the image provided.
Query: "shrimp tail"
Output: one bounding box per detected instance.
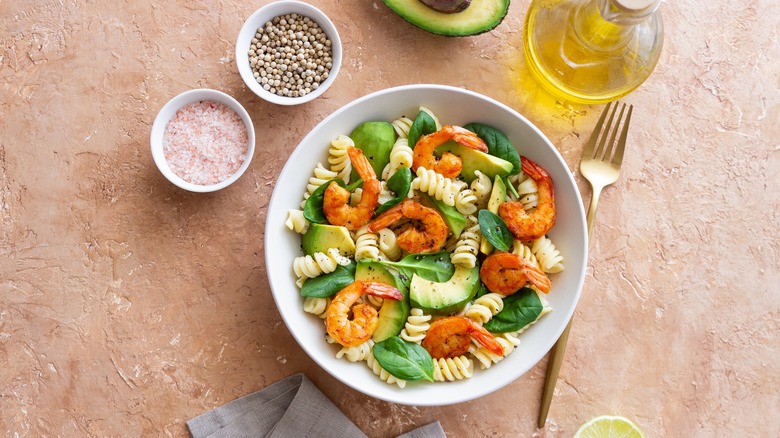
[451,126,489,152]
[348,146,377,180]
[522,261,552,294]
[367,202,405,233]
[363,282,403,301]
[469,321,504,356]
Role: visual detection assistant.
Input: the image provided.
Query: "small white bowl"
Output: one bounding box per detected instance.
[236,1,342,105]
[150,89,255,192]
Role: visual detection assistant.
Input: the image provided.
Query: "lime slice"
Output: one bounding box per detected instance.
[573,415,645,438]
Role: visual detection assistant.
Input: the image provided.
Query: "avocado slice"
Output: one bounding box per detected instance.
[480,175,507,255]
[418,192,468,238]
[383,0,510,37]
[355,260,411,342]
[437,140,514,183]
[410,265,480,314]
[350,121,396,179]
[302,224,356,257]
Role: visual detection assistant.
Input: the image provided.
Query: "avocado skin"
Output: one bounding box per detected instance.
[350,121,396,179]
[355,260,411,342]
[410,265,480,315]
[383,0,510,37]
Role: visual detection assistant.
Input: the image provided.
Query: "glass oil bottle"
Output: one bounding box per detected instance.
[523,0,664,104]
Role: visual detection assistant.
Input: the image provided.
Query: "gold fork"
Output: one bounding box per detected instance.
[537,101,633,428]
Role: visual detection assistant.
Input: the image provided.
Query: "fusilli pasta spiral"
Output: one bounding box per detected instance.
[470,170,493,209]
[511,240,542,270]
[285,209,309,234]
[459,293,504,324]
[509,171,539,211]
[432,356,474,382]
[469,335,517,369]
[382,137,414,180]
[301,163,340,207]
[353,225,382,261]
[391,116,414,138]
[303,297,330,318]
[399,308,431,344]
[450,223,481,268]
[293,248,351,287]
[328,135,353,183]
[531,236,565,273]
[336,338,374,362]
[378,228,402,261]
[410,167,477,215]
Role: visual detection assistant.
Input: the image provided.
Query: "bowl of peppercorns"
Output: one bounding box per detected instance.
[236,1,342,105]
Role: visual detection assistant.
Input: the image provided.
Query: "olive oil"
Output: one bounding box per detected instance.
[524,0,663,104]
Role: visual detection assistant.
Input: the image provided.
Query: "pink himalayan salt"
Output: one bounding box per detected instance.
[163,100,249,186]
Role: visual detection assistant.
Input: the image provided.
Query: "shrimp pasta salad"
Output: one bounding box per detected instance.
[285,107,565,387]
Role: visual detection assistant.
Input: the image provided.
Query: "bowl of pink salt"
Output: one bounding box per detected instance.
[150,89,255,192]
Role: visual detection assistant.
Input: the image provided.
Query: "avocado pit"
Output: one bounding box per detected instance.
[419,0,471,13]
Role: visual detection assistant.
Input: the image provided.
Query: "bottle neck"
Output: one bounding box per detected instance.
[572,0,659,51]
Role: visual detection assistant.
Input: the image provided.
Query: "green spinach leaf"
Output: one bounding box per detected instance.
[300,262,357,298]
[378,252,454,283]
[483,288,543,333]
[464,123,521,175]
[373,336,434,382]
[408,110,438,150]
[375,167,412,215]
[478,210,513,252]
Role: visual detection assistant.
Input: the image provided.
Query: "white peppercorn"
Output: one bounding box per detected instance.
[249,13,333,98]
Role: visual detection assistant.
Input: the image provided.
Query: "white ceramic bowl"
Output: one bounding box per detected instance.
[236,1,342,105]
[150,89,255,192]
[265,85,588,405]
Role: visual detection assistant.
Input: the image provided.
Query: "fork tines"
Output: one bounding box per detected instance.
[583,101,634,165]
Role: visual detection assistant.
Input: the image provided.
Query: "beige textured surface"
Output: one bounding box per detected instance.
[1,0,778,437]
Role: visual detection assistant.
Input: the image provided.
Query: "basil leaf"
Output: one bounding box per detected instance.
[300,262,357,298]
[464,123,521,175]
[484,288,543,333]
[373,336,434,382]
[303,178,343,224]
[378,252,454,282]
[478,210,513,252]
[407,110,438,150]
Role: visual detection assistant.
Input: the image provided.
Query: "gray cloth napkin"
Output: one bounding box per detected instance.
[187,373,445,438]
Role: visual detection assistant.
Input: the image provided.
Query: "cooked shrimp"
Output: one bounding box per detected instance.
[323,147,381,230]
[412,125,489,179]
[326,280,403,347]
[480,252,552,295]
[499,156,556,241]
[367,199,448,254]
[421,316,503,359]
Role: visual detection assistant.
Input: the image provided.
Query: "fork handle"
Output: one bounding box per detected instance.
[537,182,604,428]
[586,183,605,240]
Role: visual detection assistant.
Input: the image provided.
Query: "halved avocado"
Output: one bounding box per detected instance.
[383,0,510,37]
[302,224,356,257]
[355,260,411,342]
[438,140,514,182]
[410,265,480,314]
